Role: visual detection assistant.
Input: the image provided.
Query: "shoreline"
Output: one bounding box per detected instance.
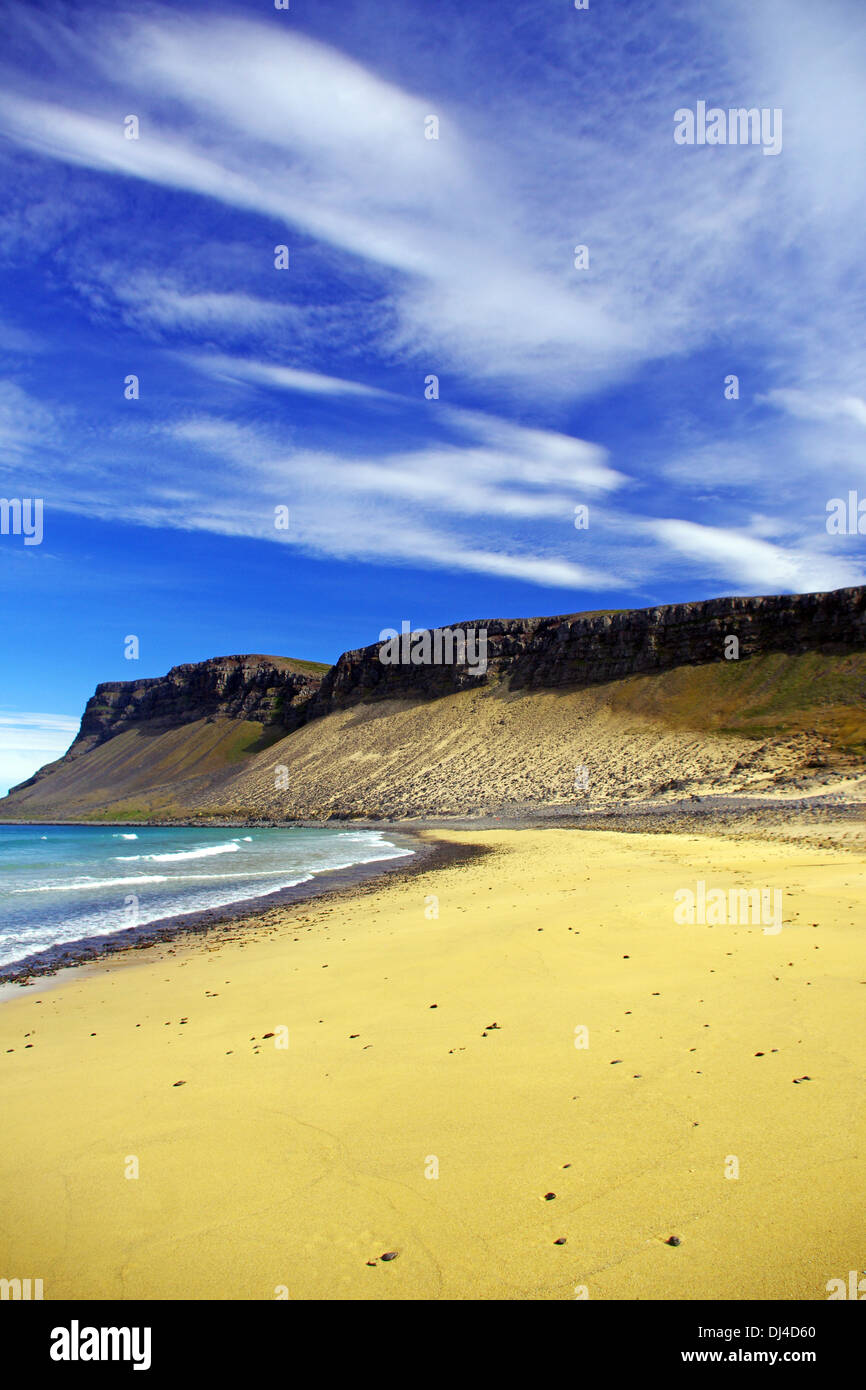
[1,821,862,1299]
[2,787,862,986]
[0,827,487,989]
[1,779,864,833]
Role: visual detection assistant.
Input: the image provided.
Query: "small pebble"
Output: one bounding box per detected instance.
[544,1192,556,1201]
[380,1251,399,1262]
[173,1080,186,1087]
[554,1237,567,1245]
[665,1236,681,1247]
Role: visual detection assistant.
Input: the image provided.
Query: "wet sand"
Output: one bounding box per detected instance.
[0,826,863,1300]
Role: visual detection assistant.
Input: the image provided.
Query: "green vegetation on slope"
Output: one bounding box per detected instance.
[0,718,278,821]
[607,649,866,753]
[266,656,330,675]
[3,647,864,822]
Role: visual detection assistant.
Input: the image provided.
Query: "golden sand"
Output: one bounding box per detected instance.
[0,828,863,1300]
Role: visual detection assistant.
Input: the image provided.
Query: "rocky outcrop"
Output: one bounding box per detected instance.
[73,655,324,750]
[9,656,324,794]
[294,586,866,722]
[6,587,866,807]
[76,655,323,748]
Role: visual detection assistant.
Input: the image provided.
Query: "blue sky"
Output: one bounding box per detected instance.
[1,0,865,793]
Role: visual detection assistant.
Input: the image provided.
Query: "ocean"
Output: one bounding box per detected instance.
[0,823,414,970]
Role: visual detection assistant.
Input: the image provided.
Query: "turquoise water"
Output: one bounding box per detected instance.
[0,824,413,968]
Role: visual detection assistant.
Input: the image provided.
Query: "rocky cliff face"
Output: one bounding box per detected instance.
[71,655,323,754]
[292,586,866,723]
[9,656,325,795]
[8,587,866,805]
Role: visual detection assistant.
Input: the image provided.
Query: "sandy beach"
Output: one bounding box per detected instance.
[1,825,864,1301]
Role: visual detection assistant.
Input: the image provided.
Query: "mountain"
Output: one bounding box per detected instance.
[43,654,326,769]
[3,587,866,822]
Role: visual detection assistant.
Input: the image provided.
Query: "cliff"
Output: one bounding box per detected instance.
[294,586,866,722]
[71,654,324,751]
[3,586,865,821]
[10,655,327,796]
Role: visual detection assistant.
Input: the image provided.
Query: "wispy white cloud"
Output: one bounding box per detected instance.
[0,0,864,604]
[0,382,60,465]
[1,2,863,410]
[161,400,626,586]
[184,354,393,400]
[761,389,866,428]
[113,280,298,332]
[647,518,866,594]
[0,9,737,394]
[0,712,79,797]
[0,713,80,734]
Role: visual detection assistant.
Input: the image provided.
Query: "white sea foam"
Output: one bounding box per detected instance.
[116,842,240,863]
[0,826,415,969]
[14,875,171,892]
